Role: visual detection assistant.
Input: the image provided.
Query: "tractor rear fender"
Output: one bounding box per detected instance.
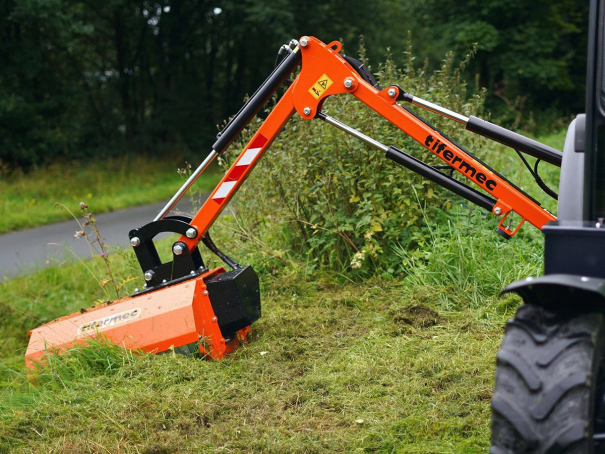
[557,115,585,221]
[502,274,605,311]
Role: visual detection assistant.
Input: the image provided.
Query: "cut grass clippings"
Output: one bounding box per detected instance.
[0,129,563,452]
[0,279,507,453]
[0,213,539,453]
[0,156,220,234]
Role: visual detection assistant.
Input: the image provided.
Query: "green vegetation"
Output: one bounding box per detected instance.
[233,51,561,278]
[0,31,568,447]
[0,0,585,169]
[0,156,220,233]
[0,120,564,450]
[0,142,563,454]
[0,208,546,453]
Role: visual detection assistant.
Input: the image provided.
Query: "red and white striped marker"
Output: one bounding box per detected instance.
[211,134,268,204]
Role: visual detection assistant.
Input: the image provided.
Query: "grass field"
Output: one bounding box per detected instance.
[0,221,540,453]
[0,206,547,453]
[0,127,565,236]
[0,130,564,453]
[0,156,220,234]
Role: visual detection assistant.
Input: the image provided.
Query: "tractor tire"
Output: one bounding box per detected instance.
[491,303,605,454]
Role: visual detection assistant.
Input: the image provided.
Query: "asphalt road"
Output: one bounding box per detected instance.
[0,197,206,280]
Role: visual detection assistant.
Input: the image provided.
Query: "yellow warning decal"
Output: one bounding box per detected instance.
[308,74,333,99]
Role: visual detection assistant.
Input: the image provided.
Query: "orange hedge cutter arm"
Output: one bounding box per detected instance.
[132,37,561,286]
[25,37,564,368]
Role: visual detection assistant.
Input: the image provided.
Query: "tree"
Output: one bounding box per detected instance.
[416,0,588,115]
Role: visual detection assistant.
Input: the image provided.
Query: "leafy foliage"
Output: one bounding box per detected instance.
[231,43,487,276]
[414,0,588,116]
[0,0,587,168]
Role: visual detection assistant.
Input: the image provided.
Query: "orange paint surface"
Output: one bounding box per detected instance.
[25,268,248,369]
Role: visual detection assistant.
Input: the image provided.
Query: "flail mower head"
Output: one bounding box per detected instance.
[25,264,261,368]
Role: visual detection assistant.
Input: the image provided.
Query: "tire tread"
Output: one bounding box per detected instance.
[491,304,605,454]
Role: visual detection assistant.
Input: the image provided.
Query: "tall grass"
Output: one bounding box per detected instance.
[394,210,543,310]
[0,156,220,233]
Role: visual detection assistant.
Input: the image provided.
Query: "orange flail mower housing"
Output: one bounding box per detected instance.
[25,267,253,369]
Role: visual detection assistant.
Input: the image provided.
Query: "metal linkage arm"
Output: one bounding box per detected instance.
[398,89,563,167]
[317,112,496,212]
[165,36,557,255]
[288,36,555,238]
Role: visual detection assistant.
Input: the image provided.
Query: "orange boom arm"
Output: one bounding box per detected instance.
[180,37,556,251]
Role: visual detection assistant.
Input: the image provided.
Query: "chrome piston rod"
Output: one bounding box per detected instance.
[408,95,469,124]
[316,112,388,152]
[154,150,218,221]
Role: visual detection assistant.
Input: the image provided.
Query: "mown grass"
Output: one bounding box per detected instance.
[0,156,220,234]
[0,129,564,452]
[0,213,545,453]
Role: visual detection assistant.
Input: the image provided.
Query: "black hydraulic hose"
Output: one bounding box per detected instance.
[213,47,302,154]
[201,232,241,270]
[385,146,497,212]
[466,116,563,167]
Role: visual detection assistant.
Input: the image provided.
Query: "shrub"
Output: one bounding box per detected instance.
[229,40,487,276]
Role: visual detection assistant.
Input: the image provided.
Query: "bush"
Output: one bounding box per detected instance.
[230,40,488,277]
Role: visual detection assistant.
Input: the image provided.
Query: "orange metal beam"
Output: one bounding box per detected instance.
[178,36,554,251]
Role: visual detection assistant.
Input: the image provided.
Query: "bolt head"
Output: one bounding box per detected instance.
[344,79,353,88]
[203,290,209,296]
[212,317,217,322]
[134,288,139,293]
[303,107,311,116]
[388,88,397,98]
[144,271,154,282]
[186,228,197,239]
[300,37,308,47]
[173,244,184,255]
[581,276,590,282]
[130,237,140,247]
[494,207,502,215]
[190,270,196,276]
[162,279,167,284]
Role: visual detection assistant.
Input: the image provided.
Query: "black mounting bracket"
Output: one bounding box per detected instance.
[129,215,205,289]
